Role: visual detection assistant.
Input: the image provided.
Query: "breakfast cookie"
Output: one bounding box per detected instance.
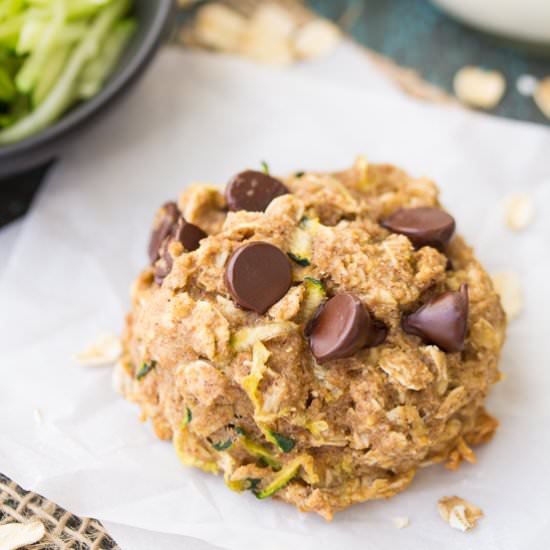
[116,158,506,520]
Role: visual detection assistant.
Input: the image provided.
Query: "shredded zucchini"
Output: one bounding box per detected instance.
[226,477,261,493]
[254,454,318,499]
[265,430,295,453]
[210,438,233,451]
[287,227,311,266]
[230,321,297,352]
[78,18,136,99]
[240,340,270,412]
[287,216,321,267]
[0,0,136,144]
[135,360,156,380]
[238,430,281,470]
[179,407,192,429]
[173,428,219,474]
[300,277,326,322]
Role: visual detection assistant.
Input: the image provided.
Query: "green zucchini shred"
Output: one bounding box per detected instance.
[225,476,261,493]
[301,276,326,321]
[253,460,301,499]
[238,431,282,470]
[267,430,295,453]
[246,478,262,491]
[287,251,310,267]
[210,438,233,452]
[287,227,312,266]
[180,407,192,428]
[135,360,156,381]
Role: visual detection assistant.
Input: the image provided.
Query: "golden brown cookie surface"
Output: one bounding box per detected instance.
[118,158,506,520]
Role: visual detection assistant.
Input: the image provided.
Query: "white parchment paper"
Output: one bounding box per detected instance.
[1,48,550,550]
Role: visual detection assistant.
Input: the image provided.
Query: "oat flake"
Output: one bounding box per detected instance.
[392,516,410,529]
[453,66,505,109]
[74,332,122,367]
[438,496,483,532]
[0,521,45,550]
[492,271,523,320]
[504,192,534,231]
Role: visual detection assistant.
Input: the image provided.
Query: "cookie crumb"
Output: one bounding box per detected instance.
[453,66,505,109]
[74,332,122,367]
[392,516,410,529]
[492,271,523,320]
[504,193,534,231]
[438,496,483,532]
[0,520,45,549]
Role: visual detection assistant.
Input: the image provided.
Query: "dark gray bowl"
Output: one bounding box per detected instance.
[0,0,175,178]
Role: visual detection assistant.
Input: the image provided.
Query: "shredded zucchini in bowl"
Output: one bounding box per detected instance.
[0,0,136,144]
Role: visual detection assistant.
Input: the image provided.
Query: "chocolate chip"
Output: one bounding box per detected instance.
[309,293,387,363]
[173,217,207,252]
[148,202,179,263]
[224,241,292,314]
[225,170,289,212]
[153,217,207,284]
[366,319,388,348]
[402,284,469,352]
[304,304,324,338]
[381,207,455,250]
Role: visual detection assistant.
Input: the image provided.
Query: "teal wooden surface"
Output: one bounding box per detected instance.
[308,0,550,125]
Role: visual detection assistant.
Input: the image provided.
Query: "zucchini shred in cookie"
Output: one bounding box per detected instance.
[116,157,506,520]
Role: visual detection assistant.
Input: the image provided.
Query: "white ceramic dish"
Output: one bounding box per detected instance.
[432,0,550,44]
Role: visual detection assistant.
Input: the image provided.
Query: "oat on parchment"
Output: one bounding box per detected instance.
[504,193,534,231]
[438,496,484,532]
[492,271,523,320]
[392,516,410,529]
[74,332,122,366]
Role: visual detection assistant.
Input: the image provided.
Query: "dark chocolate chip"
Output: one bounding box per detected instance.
[173,217,207,252]
[304,303,324,338]
[365,319,388,348]
[402,284,469,352]
[225,170,289,212]
[381,207,455,250]
[309,293,387,363]
[148,202,179,263]
[224,241,292,314]
[154,217,207,284]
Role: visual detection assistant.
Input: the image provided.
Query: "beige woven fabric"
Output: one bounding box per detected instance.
[0,474,118,550]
